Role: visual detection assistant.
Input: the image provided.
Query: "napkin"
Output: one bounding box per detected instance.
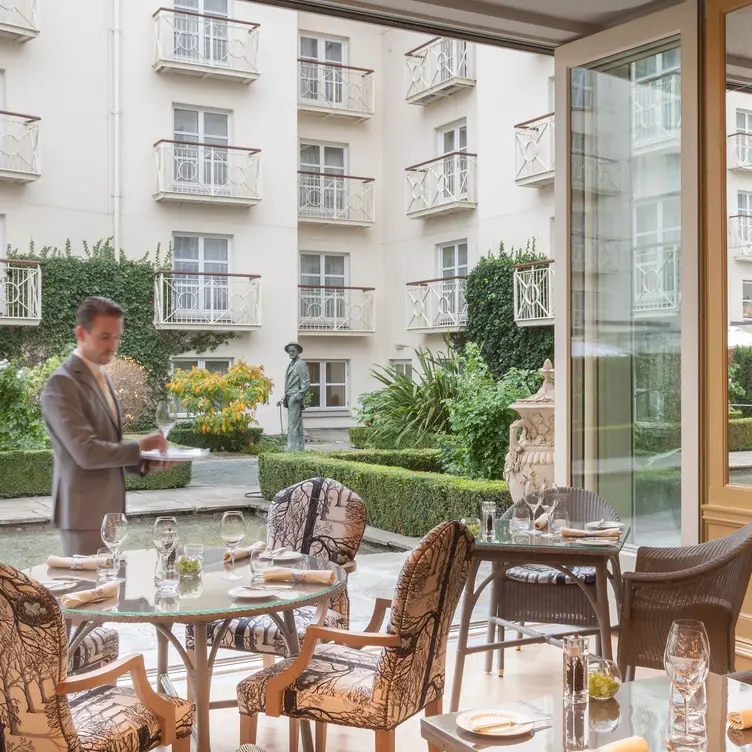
[562,527,621,538]
[534,513,549,530]
[589,737,648,752]
[467,714,518,732]
[224,541,267,563]
[728,705,752,730]
[264,567,335,585]
[60,581,120,609]
[47,555,112,571]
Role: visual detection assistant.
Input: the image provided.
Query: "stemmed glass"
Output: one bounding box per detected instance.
[540,481,560,539]
[156,400,178,441]
[524,475,543,535]
[153,516,180,593]
[101,513,129,569]
[222,511,247,581]
[664,620,710,749]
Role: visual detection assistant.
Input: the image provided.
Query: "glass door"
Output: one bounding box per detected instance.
[299,142,346,218]
[299,35,345,105]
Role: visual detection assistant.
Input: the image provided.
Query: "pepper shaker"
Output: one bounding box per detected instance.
[563,634,589,705]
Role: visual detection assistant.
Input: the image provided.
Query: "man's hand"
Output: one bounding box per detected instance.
[138,432,168,455]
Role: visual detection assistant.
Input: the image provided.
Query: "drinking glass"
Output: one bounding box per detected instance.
[670,680,707,735]
[250,545,274,583]
[540,481,560,539]
[551,510,570,539]
[101,513,129,565]
[509,506,532,536]
[664,620,710,748]
[155,400,178,440]
[96,547,118,582]
[524,477,543,535]
[222,511,247,581]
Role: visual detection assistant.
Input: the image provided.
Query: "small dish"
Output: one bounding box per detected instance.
[456,710,535,737]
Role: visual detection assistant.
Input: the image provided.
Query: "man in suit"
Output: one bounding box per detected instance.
[277,341,310,452]
[41,296,171,556]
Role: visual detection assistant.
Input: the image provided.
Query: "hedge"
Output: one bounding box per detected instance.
[349,427,372,449]
[258,453,511,537]
[729,418,752,452]
[326,449,443,474]
[169,423,263,453]
[348,426,442,450]
[0,450,192,499]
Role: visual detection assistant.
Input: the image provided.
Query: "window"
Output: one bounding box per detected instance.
[172,234,230,315]
[171,357,232,414]
[631,49,681,148]
[739,191,752,216]
[299,33,346,104]
[299,141,347,216]
[173,107,230,192]
[390,360,413,379]
[437,122,468,201]
[737,108,752,134]
[308,361,348,409]
[744,282,752,321]
[438,241,468,323]
[437,38,468,81]
[173,0,230,66]
[299,253,347,326]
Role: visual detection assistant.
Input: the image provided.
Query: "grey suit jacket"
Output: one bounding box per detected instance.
[41,354,142,531]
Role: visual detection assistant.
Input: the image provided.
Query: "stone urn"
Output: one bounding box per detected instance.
[504,359,555,502]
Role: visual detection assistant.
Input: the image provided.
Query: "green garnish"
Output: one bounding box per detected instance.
[176,556,202,577]
[589,671,620,698]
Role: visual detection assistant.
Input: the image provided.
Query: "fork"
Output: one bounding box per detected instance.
[471,716,552,732]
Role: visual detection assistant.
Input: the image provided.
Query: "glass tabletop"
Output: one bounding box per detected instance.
[26,547,346,623]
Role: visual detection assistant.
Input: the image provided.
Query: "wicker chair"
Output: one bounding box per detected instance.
[618,523,752,680]
[487,487,621,675]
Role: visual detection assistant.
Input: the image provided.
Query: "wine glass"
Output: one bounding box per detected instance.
[156,400,178,441]
[523,475,543,535]
[664,620,710,748]
[101,513,129,566]
[222,511,247,581]
[540,481,560,539]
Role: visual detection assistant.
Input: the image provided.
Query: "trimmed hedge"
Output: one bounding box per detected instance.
[729,418,752,452]
[326,449,443,474]
[169,423,263,453]
[348,426,442,450]
[349,426,372,449]
[259,453,511,537]
[0,450,192,499]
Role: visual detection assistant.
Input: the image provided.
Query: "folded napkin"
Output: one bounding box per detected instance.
[467,714,519,733]
[224,541,267,563]
[60,581,120,609]
[264,567,335,585]
[534,513,549,530]
[47,555,112,571]
[562,527,621,538]
[589,737,648,752]
[728,705,752,730]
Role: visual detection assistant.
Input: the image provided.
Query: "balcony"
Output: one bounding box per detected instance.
[405,152,477,219]
[571,153,620,196]
[153,8,259,83]
[406,277,467,333]
[154,140,261,207]
[405,37,475,105]
[728,133,752,171]
[0,0,37,41]
[0,259,41,326]
[632,73,681,152]
[0,111,40,182]
[729,215,752,261]
[154,271,261,331]
[297,59,374,119]
[633,243,680,316]
[515,113,554,187]
[514,260,554,327]
[298,285,375,335]
[297,172,375,227]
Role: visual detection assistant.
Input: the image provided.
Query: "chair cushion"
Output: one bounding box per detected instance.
[505,564,597,585]
[185,606,347,655]
[70,685,193,752]
[238,643,383,728]
[68,627,119,674]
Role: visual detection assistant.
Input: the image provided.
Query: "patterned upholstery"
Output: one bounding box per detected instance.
[0,560,192,751]
[237,520,474,731]
[189,478,367,657]
[68,626,120,673]
[505,564,597,586]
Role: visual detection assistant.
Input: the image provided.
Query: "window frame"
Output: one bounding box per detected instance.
[306,359,349,411]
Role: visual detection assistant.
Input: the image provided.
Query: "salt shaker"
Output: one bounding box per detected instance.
[563,634,588,705]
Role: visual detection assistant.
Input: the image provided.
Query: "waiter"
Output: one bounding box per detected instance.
[41,296,170,556]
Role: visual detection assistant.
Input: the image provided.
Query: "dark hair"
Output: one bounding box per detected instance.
[75,296,124,331]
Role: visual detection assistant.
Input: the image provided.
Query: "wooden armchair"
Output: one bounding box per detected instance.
[236,520,474,752]
[0,561,192,751]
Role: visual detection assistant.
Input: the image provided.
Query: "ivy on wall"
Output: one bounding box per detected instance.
[0,239,234,398]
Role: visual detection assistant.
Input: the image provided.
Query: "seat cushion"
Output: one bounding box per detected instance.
[505,564,597,585]
[70,685,193,751]
[238,643,383,728]
[185,606,347,655]
[68,627,119,674]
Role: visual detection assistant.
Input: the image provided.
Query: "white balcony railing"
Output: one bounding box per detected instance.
[298,285,375,334]
[633,243,680,314]
[515,113,555,187]
[154,140,261,206]
[297,59,374,118]
[0,0,38,40]
[0,259,41,326]
[406,277,467,332]
[405,152,477,218]
[729,215,752,260]
[0,111,40,182]
[571,153,620,196]
[405,37,475,105]
[632,73,681,150]
[154,271,261,331]
[728,133,752,171]
[153,8,259,82]
[514,260,554,326]
[297,171,375,226]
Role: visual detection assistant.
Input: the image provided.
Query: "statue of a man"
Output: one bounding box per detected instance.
[277,341,310,452]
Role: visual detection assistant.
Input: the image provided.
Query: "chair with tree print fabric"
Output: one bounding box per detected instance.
[186,477,366,662]
[0,560,193,752]
[236,520,474,752]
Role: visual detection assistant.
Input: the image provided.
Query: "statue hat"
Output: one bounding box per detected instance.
[284,341,304,354]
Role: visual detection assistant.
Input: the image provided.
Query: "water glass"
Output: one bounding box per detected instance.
[101,513,129,562]
[509,506,532,536]
[96,547,118,582]
[250,544,273,583]
[551,511,570,539]
[222,510,247,581]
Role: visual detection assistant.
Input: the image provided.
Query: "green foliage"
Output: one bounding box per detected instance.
[349,426,374,449]
[459,242,554,379]
[258,453,511,537]
[0,449,191,498]
[326,448,443,473]
[633,422,681,456]
[348,426,440,450]
[729,418,752,452]
[169,423,264,453]
[441,344,541,479]
[731,346,752,417]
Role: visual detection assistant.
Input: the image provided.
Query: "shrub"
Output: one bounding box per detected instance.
[349,426,373,449]
[326,449,443,473]
[730,354,752,416]
[348,426,440,450]
[730,418,752,452]
[104,356,153,431]
[258,453,511,537]
[169,422,264,453]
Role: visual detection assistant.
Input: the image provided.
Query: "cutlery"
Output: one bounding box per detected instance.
[470,716,552,732]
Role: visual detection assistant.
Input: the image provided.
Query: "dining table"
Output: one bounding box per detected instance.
[425,673,752,750]
[451,520,628,712]
[28,547,347,752]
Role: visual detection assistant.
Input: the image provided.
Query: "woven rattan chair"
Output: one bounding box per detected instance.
[487,487,621,675]
[618,523,752,680]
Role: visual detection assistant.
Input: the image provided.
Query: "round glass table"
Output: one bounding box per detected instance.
[28,547,347,752]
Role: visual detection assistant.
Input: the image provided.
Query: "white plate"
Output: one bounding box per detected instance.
[228,586,284,601]
[586,521,625,531]
[580,538,620,547]
[140,447,210,462]
[456,710,535,737]
[40,579,81,593]
[266,551,303,562]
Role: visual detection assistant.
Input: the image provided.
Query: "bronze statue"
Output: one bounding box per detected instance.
[278,341,310,452]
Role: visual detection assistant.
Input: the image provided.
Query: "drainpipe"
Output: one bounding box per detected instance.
[112,0,121,259]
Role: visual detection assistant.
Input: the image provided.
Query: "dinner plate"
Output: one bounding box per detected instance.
[140,447,210,462]
[580,538,620,547]
[456,710,535,737]
[228,586,284,601]
[40,579,81,593]
[267,551,303,562]
[586,521,625,531]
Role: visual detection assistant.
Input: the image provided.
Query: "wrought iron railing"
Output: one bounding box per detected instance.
[0,259,41,324]
[633,243,681,313]
[298,285,375,333]
[154,271,261,329]
[514,113,555,184]
[406,277,467,331]
[728,133,752,171]
[153,8,259,77]
[405,37,474,101]
[405,152,477,217]
[632,73,681,148]
[0,0,37,35]
[0,111,40,177]
[297,59,374,115]
[513,260,554,324]
[297,171,375,224]
[729,215,752,258]
[154,140,261,202]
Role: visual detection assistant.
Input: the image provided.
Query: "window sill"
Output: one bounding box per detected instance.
[305,408,351,416]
